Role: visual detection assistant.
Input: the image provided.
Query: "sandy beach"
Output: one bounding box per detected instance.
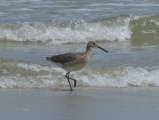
[0,87,159,120]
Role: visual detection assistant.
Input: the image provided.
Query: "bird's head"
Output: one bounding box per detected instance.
[87,41,108,53]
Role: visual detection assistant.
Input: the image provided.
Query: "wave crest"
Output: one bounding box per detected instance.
[0,60,159,89]
[1,15,159,45]
[0,15,131,43]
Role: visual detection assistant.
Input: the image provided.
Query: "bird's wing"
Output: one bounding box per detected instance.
[48,53,84,65]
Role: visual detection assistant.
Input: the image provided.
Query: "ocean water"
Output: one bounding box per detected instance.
[0,0,159,89]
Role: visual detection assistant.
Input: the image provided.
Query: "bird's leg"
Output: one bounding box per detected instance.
[65,72,77,87]
[69,77,77,87]
[65,72,73,91]
[65,72,77,88]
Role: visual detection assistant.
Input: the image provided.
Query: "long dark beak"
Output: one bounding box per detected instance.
[97,46,108,53]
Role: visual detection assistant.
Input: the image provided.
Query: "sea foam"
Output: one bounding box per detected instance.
[0,60,159,89]
[0,16,131,44]
[1,15,159,45]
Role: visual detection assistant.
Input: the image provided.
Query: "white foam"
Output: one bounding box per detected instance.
[0,17,131,43]
[77,67,159,87]
[0,61,159,88]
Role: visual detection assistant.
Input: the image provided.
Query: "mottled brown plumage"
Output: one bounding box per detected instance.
[46,41,108,91]
[47,53,85,65]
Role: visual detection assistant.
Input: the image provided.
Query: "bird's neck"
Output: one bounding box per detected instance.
[85,47,93,58]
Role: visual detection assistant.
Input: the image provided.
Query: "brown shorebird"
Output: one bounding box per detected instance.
[46,41,108,91]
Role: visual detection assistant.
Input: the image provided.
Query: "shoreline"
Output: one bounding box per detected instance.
[0,87,159,120]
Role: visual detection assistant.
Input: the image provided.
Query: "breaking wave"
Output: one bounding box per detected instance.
[1,15,159,45]
[0,59,159,89]
[0,15,131,44]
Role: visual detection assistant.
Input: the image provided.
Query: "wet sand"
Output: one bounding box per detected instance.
[0,87,159,120]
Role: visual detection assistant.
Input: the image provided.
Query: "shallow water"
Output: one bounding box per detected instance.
[0,88,159,120]
[0,0,159,89]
